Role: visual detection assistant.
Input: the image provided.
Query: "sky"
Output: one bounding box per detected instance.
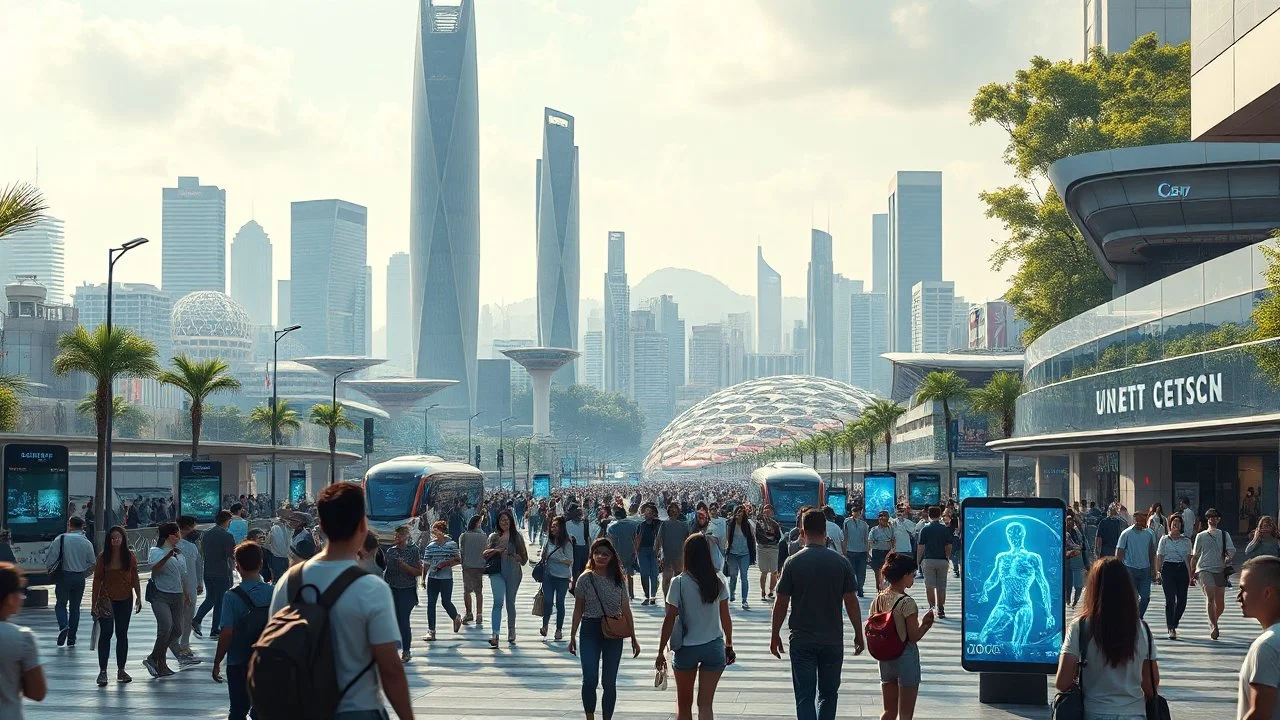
[0,0,1080,332]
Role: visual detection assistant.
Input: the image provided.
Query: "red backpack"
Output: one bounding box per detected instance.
[865,595,908,661]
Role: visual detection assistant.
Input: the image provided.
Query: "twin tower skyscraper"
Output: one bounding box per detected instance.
[411,0,580,409]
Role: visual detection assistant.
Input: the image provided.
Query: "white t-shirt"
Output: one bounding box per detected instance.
[1192,528,1235,573]
[148,546,186,594]
[1238,623,1280,720]
[0,621,40,720]
[892,518,917,553]
[1063,619,1155,718]
[269,559,400,713]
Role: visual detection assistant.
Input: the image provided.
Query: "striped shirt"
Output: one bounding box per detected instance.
[421,540,460,580]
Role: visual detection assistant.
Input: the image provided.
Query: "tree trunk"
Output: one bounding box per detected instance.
[329,426,337,484]
[190,403,202,460]
[884,434,893,471]
[943,402,954,500]
[1002,413,1014,496]
[93,380,110,547]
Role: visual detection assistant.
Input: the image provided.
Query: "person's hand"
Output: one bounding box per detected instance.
[631,638,642,658]
[212,662,223,683]
[1153,573,1161,584]
[851,634,865,656]
[134,598,143,614]
[921,609,936,629]
[654,652,667,670]
[725,645,737,665]
[568,637,577,655]
[185,592,192,606]
[197,584,203,595]
[770,632,785,658]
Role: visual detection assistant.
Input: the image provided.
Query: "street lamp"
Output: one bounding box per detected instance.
[269,324,302,512]
[422,403,439,454]
[466,411,483,465]
[498,415,515,486]
[102,237,147,549]
[330,367,358,484]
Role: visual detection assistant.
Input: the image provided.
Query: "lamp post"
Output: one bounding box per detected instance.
[330,367,358,485]
[498,415,515,487]
[269,324,302,512]
[422,403,439,454]
[102,237,147,549]
[466,411,482,465]
[832,418,847,488]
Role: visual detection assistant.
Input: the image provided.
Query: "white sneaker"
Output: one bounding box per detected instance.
[425,631,437,642]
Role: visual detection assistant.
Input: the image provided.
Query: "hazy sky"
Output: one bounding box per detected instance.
[0,0,1079,330]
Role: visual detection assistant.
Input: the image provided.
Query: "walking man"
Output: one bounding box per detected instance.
[193,510,237,638]
[46,516,96,647]
[1115,510,1157,618]
[1094,503,1126,559]
[842,505,869,598]
[172,516,204,664]
[916,506,953,618]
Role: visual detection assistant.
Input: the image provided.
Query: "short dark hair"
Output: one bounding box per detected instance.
[800,508,826,537]
[230,503,243,514]
[928,506,942,520]
[0,562,26,602]
[215,510,233,525]
[68,516,85,530]
[1242,555,1280,589]
[156,521,180,545]
[178,515,197,530]
[317,483,366,542]
[234,541,263,573]
[613,506,626,520]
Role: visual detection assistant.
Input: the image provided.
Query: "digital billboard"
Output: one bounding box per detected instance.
[862,472,897,520]
[178,460,222,524]
[957,471,989,503]
[533,473,551,498]
[3,444,70,543]
[288,469,307,507]
[826,487,847,517]
[908,472,941,509]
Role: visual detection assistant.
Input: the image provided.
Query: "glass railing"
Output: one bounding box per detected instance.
[1024,240,1273,390]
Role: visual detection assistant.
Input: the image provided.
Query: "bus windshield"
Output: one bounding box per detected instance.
[365,472,421,520]
[767,479,820,523]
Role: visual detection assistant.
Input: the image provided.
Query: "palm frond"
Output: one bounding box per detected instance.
[54,325,160,381]
[157,354,241,403]
[0,182,48,239]
[0,373,31,395]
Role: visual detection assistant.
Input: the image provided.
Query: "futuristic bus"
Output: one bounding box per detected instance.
[362,455,485,543]
[748,462,825,530]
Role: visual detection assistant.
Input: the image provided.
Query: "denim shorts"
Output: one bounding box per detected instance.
[877,642,920,687]
[673,637,726,672]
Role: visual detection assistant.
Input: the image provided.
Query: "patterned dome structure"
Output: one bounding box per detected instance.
[170,291,253,362]
[644,375,879,475]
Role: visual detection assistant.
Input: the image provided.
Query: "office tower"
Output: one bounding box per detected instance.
[0,215,65,304]
[871,214,888,294]
[851,291,890,395]
[807,230,834,378]
[645,295,684,396]
[757,246,782,353]
[688,323,726,390]
[277,279,291,326]
[289,199,369,356]
[832,274,863,383]
[725,311,753,354]
[229,220,272,327]
[492,338,535,394]
[630,309,671,434]
[968,301,1029,350]
[362,266,373,356]
[385,252,413,372]
[476,358,512,421]
[724,324,748,386]
[604,231,631,395]
[887,171,942,352]
[73,282,173,358]
[411,0,480,409]
[950,297,971,352]
[911,280,956,353]
[2,280,85,400]
[162,176,226,300]
[791,320,809,373]
[583,330,604,389]
[1082,0,1189,60]
[536,107,580,385]
[744,352,804,381]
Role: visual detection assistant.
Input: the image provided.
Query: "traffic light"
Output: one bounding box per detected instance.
[497,447,504,468]
[474,444,481,467]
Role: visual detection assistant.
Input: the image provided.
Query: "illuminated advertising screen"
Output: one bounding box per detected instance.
[178,460,222,524]
[826,487,847,517]
[3,444,70,543]
[908,472,941,509]
[533,474,551,498]
[961,497,1065,674]
[957,471,989,503]
[863,472,897,520]
[288,470,307,507]
[628,472,642,486]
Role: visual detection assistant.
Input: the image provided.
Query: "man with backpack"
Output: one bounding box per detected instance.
[256,482,412,720]
[213,541,273,720]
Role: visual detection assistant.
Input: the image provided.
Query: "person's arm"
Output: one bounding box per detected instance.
[18,633,45,702]
[769,593,790,658]
[1054,652,1079,693]
[904,606,933,643]
[151,545,177,573]
[1243,684,1278,720]
[1115,531,1127,563]
[212,625,233,682]
[568,592,586,656]
[372,642,414,720]
[1094,530,1102,557]
[719,599,735,665]
[1147,533,1157,571]
[622,588,641,657]
[916,533,925,567]
[842,591,865,654]
[944,538,952,563]
[655,598,677,661]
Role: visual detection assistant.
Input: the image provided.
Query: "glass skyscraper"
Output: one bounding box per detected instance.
[887,171,942,352]
[411,0,480,410]
[162,176,226,300]
[229,219,273,327]
[385,252,413,373]
[536,107,580,385]
[807,229,834,378]
[0,215,65,304]
[289,199,368,356]
[757,246,782,354]
[604,231,631,394]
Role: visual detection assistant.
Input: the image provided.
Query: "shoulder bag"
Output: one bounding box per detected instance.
[588,573,634,640]
[47,535,66,583]
[484,536,503,575]
[1050,620,1088,720]
[1141,621,1171,720]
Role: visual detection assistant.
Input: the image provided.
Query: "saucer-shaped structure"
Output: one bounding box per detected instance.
[294,356,387,377]
[500,347,580,372]
[344,378,459,418]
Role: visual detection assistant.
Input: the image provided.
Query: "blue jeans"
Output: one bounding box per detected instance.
[789,639,844,720]
[489,573,520,636]
[542,576,569,631]
[268,555,288,584]
[55,574,86,639]
[227,662,254,719]
[578,618,622,719]
[1129,566,1152,618]
[426,577,457,632]
[195,576,232,634]
[637,547,659,599]
[390,586,417,649]
[727,553,750,601]
[846,552,867,595]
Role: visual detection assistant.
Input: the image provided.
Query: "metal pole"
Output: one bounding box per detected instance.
[271,338,278,511]
[330,367,356,485]
[102,249,114,550]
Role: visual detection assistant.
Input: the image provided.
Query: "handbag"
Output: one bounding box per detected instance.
[47,536,66,583]
[1050,620,1087,720]
[533,544,560,584]
[532,587,546,617]
[588,573,634,640]
[484,539,503,575]
[654,664,668,691]
[1141,621,1171,720]
[90,592,112,620]
[144,578,156,603]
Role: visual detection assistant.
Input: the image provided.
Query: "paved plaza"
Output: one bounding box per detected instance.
[22,564,1250,719]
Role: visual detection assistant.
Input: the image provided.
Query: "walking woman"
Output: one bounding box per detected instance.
[541,516,575,641]
[723,506,756,610]
[144,522,187,679]
[754,505,782,602]
[1064,514,1086,608]
[868,511,896,591]
[569,538,641,720]
[90,525,141,686]
[382,525,422,660]
[1245,515,1279,560]
[636,504,662,606]
[1190,508,1235,639]
[871,553,933,720]
[483,509,528,647]
[655,533,734,720]
[1055,557,1161,718]
[1148,503,1168,539]
[1154,513,1193,640]
[421,520,463,643]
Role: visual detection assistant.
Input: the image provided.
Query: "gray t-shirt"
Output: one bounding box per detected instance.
[776,545,856,647]
[667,573,727,647]
[1116,526,1156,570]
[0,621,40,720]
[660,520,690,562]
[607,518,639,560]
[1063,619,1155,719]
[1238,623,1280,720]
[459,530,487,570]
[540,541,574,579]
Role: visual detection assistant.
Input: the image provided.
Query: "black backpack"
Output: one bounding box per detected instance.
[229,586,270,655]
[247,563,372,720]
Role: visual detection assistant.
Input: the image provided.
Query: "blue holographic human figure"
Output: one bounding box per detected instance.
[977,522,1055,648]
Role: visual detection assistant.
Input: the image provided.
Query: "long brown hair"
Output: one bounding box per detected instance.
[682,533,723,604]
[99,525,133,569]
[1254,516,1277,543]
[496,509,526,558]
[584,537,624,586]
[1078,557,1138,667]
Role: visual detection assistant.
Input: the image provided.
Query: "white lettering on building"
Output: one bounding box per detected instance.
[1157,182,1190,198]
[1099,372,1225,415]
[546,115,569,128]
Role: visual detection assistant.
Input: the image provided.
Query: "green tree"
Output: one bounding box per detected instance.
[0,182,47,239]
[157,355,242,460]
[913,370,971,497]
[1250,238,1280,381]
[0,374,30,432]
[863,400,907,471]
[310,402,357,484]
[54,325,159,544]
[250,400,301,444]
[969,371,1024,496]
[971,34,1190,342]
[76,394,148,438]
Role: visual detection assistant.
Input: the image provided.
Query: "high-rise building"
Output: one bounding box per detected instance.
[536,107,580,385]
[476,358,512,421]
[644,295,684,404]
[0,215,65,304]
[807,230,834,378]
[162,176,226,300]
[851,291,890,395]
[604,231,631,395]
[832,274,863,383]
[492,338,535,395]
[277,279,291,326]
[757,246,782,353]
[385,252,413,373]
[887,171,943,352]
[968,301,1030,350]
[583,330,604,389]
[630,309,671,435]
[411,0,480,410]
[362,266,373,356]
[911,280,956,353]
[688,323,726,390]
[725,311,753,355]
[229,220,272,327]
[950,296,971,352]
[790,320,809,373]
[744,352,804,380]
[2,279,85,400]
[289,199,369,356]
[73,282,173,358]
[871,213,888,294]
[1082,0,1189,60]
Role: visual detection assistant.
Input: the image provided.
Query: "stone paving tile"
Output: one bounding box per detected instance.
[20,565,1255,719]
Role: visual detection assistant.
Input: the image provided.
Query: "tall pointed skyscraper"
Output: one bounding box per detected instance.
[536,107,580,385]
[756,246,781,353]
[410,0,480,410]
[604,231,631,394]
[230,219,273,327]
[807,229,833,378]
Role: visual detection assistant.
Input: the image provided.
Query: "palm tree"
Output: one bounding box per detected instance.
[54,325,159,543]
[0,373,30,432]
[157,355,242,460]
[969,371,1023,496]
[310,402,357,484]
[249,400,301,444]
[864,399,907,471]
[817,429,839,479]
[851,417,876,471]
[913,370,971,499]
[0,182,47,239]
[76,394,148,436]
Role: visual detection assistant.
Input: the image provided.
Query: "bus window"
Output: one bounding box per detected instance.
[365,472,421,521]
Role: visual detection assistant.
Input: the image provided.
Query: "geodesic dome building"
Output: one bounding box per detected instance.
[643,375,879,476]
[170,291,253,363]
